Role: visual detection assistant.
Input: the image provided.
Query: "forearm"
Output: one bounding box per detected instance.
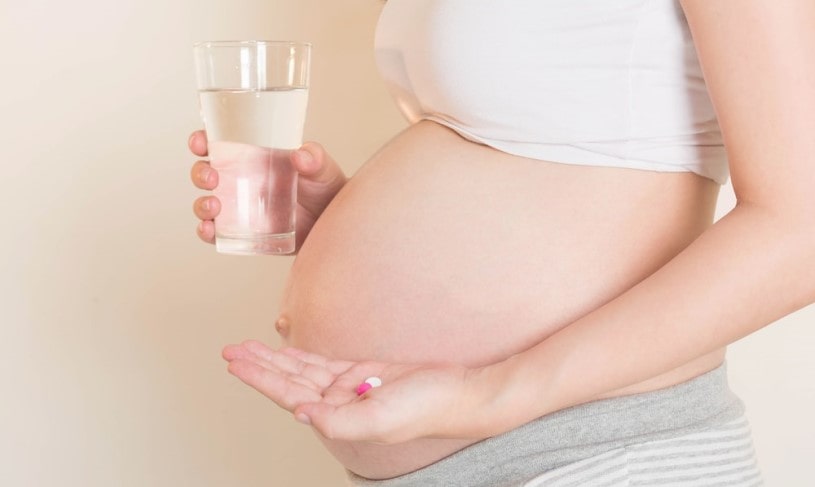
[468,202,815,436]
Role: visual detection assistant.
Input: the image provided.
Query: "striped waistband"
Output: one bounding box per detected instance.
[524,415,761,487]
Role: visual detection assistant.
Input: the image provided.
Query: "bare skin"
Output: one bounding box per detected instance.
[202,0,815,480]
[197,120,725,478]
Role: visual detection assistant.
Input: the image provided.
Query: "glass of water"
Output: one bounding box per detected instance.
[193,40,311,255]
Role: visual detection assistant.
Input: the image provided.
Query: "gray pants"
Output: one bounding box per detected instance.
[347,363,762,487]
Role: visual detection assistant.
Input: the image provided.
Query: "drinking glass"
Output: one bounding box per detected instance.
[194,40,311,255]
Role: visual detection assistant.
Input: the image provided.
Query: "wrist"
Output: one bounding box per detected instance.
[455,356,538,438]
[461,352,568,438]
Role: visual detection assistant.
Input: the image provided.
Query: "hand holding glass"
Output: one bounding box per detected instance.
[194,41,311,255]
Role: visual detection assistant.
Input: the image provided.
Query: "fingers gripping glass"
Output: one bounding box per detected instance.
[193,41,312,255]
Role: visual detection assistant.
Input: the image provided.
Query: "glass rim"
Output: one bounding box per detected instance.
[193,40,312,49]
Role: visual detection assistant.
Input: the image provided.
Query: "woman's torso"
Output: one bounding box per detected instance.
[276,0,727,480]
[278,121,724,478]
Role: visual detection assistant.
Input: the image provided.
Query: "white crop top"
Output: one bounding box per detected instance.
[374,0,729,185]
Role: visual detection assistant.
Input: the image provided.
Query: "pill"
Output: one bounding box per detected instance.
[364,376,383,388]
[356,382,373,395]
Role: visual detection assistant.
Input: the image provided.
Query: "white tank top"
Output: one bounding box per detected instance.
[374,0,729,185]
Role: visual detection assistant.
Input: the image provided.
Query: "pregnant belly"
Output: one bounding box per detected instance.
[277,121,721,479]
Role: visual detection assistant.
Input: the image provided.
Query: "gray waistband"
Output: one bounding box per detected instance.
[348,362,744,487]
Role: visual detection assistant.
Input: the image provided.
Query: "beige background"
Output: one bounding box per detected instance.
[0,0,812,485]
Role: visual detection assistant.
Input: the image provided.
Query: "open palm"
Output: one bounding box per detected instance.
[222,340,475,444]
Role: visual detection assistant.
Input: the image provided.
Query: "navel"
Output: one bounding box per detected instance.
[274,315,291,338]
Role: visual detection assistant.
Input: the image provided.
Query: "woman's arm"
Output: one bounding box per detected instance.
[463,0,815,437]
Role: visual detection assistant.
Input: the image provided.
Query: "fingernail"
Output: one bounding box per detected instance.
[202,199,211,211]
[296,150,314,168]
[295,413,312,426]
[200,168,212,184]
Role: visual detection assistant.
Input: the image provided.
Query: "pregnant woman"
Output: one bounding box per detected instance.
[190,1,814,485]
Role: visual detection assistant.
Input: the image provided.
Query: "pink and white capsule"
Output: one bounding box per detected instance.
[355,376,383,396]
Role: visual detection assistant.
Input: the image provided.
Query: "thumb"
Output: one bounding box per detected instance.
[294,401,389,443]
[291,142,346,188]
